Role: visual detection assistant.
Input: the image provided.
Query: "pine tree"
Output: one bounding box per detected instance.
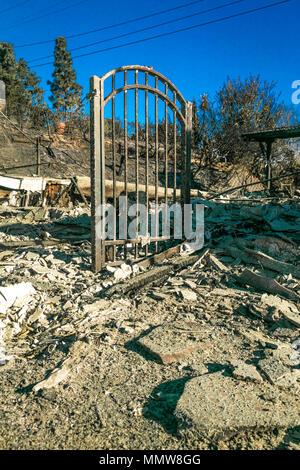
[0,42,44,126]
[0,42,18,117]
[14,58,44,126]
[47,36,83,123]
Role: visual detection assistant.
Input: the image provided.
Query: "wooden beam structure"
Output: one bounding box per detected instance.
[242,124,300,191]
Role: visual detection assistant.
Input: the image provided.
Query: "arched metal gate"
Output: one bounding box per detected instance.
[90,65,192,272]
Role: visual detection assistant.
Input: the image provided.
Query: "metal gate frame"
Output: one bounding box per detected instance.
[90,65,192,272]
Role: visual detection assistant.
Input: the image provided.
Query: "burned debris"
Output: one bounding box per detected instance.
[0,65,299,451]
[0,180,299,449]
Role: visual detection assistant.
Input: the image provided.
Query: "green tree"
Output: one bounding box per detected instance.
[0,42,45,126]
[14,58,44,126]
[0,42,18,117]
[48,36,83,124]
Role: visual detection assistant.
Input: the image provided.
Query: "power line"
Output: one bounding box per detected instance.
[28,0,244,64]
[31,0,291,68]
[15,0,205,48]
[3,0,89,31]
[2,0,63,28]
[0,0,31,15]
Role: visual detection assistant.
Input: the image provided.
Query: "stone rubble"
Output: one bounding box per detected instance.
[0,195,299,448]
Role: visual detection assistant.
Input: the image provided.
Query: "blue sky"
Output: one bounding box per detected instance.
[1,0,299,118]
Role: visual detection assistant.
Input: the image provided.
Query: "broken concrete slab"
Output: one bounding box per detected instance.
[31,264,50,275]
[137,322,206,364]
[257,357,291,385]
[175,372,300,439]
[260,294,300,327]
[238,329,290,350]
[179,289,197,302]
[230,360,263,383]
[261,294,298,314]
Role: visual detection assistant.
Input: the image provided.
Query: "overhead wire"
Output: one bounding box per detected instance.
[2,0,90,31]
[0,0,31,15]
[15,0,206,48]
[31,0,291,68]
[28,0,245,64]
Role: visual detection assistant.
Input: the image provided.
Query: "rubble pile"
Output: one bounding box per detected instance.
[0,193,299,450]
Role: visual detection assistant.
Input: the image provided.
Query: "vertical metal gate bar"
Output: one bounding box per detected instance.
[90,75,101,272]
[112,73,116,261]
[154,77,159,252]
[124,70,128,260]
[145,72,149,257]
[164,83,168,233]
[180,104,186,209]
[173,91,177,207]
[135,70,139,258]
[185,101,193,205]
[100,78,106,265]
